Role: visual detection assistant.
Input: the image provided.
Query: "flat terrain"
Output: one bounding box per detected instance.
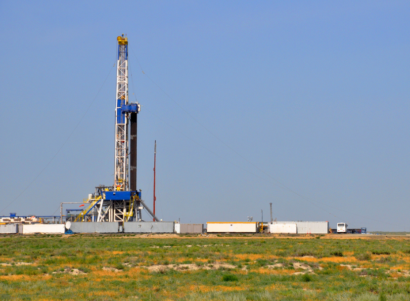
[0,234,410,300]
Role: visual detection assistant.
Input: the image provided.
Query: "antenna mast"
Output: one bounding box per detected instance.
[153,141,157,221]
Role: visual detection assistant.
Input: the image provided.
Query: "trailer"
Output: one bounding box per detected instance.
[22,224,65,234]
[178,223,204,234]
[0,224,18,234]
[207,222,258,233]
[269,221,328,234]
[270,223,297,234]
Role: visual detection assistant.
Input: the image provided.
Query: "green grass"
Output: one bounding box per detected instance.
[0,235,409,300]
[222,274,238,282]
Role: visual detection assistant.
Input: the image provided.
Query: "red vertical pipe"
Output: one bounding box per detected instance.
[153,140,156,221]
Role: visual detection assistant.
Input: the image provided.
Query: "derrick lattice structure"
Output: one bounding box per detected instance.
[73,35,159,224]
[114,36,129,191]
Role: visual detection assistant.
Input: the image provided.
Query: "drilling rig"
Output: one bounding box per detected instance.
[74,35,158,223]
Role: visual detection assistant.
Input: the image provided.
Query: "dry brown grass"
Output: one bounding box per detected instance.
[255,268,295,275]
[293,256,358,263]
[187,285,245,293]
[234,254,277,260]
[92,291,119,297]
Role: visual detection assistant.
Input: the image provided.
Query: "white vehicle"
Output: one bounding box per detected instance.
[337,222,348,233]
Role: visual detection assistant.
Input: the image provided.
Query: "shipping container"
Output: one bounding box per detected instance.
[69,222,118,233]
[269,221,328,234]
[180,224,203,234]
[22,224,65,234]
[175,223,181,233]
[270,223,297,234]
[0,224,18,234]
[207,222,257,233]
[124,222,174,233]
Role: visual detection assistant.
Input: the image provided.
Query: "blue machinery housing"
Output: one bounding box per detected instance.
[103,191,141,201]
[116,103,139,124]
[121,104,139,113]
[116,99,126,124]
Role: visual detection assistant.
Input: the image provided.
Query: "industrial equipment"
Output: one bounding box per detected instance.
[0,216,38,224]
[75,35,158,223]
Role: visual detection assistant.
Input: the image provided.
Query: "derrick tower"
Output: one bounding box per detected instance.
[114,35,130,191]
[73,35,159,223]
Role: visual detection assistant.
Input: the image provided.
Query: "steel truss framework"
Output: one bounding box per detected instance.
[96,200,141,222]
[114,38,129,192]
[111,36,131,222]
[75,36,159,224]
[77,193,158,223]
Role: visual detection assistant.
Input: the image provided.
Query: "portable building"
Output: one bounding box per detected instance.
[69,222,118,233]
[22,224,65,234]
[269,221,328,234]
[175,223,181,234]
[270,223,297,234]
[207,222,257,233]
[123,222,174,233]
[180,224,203,234]
[0,224,18,234]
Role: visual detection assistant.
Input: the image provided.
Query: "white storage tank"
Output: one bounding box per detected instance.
[207,222,257,233]
[270,221,329,234]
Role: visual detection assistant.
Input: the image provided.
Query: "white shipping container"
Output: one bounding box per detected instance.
[0,224,18,234]
[270,223,297,234]
[270,221,329,234]
[180,224,204,234]
[207,222,257,233]
[175,223,180,234]
[22,224,65,234]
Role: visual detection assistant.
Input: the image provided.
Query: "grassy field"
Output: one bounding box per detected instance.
[0,234,410,300]
[371,232,410,236]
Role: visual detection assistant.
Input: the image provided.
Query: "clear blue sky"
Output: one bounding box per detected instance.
[1,1,409,231]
